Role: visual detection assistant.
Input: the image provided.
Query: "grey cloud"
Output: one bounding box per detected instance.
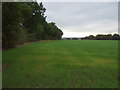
[43,2,118,37]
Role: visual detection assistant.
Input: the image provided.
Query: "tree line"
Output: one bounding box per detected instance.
[2,2,63,49]
[81,33,120,40]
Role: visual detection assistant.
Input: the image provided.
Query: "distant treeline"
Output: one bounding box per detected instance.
[2,2,63,49]
[81,34,120,40]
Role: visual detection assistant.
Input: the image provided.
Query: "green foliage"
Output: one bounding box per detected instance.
[2,2,63,49]
[47,22,63,40]
[2,2,23,48]
[82,33,120,40]
[21,3,32,22]
[35,24,44,40]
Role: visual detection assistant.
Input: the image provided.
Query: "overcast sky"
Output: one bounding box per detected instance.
[41,2,118,38]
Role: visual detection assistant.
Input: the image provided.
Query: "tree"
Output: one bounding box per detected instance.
[82,33,120,40]
[2,2,63,49]
[2,2,23,48]
[112,33,120,40]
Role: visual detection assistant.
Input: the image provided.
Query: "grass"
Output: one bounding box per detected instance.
[2,40,118,88]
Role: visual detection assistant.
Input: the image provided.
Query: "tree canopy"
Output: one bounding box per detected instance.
[81,33,120,40]
[2,2,63,49]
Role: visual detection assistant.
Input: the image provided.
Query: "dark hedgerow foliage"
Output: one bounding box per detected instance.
[81,33,120,40]
[2,2,63,49]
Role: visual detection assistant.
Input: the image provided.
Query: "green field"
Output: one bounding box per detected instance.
[3,40,118,88]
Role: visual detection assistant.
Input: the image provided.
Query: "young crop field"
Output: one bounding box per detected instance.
[2,40,118,88]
